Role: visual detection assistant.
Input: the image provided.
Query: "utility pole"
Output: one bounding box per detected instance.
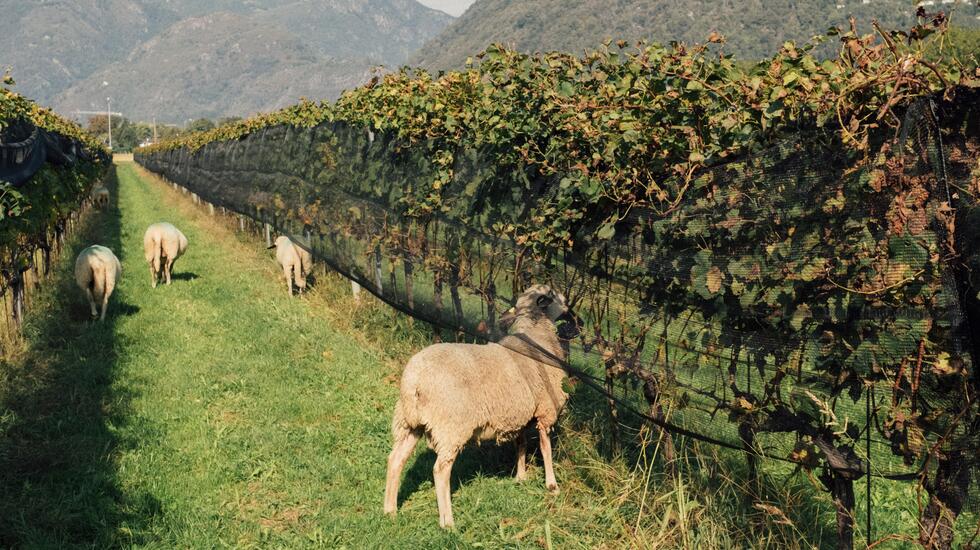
[106,97,112,150]
[152,117,158,144]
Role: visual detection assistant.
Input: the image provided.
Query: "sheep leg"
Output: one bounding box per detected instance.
[164,257,175,285]
[100,273,115,322]
[434,450,458,528]
[284,265,294,295]
[84,287,98,319]
[149,258,159,288]
[384,430,420,515]
[91,267,107,321]
[294,267,306,294]
[516,430,528,481]
[537,423,559,494]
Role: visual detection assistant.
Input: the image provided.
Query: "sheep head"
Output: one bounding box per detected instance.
[499,284,581,340]
[270,235,291,249]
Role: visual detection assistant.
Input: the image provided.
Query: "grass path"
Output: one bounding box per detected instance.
[1,162,632,548]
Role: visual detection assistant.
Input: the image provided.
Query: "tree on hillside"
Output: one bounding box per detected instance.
[187,118,215,133]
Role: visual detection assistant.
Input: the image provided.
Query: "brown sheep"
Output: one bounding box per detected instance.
[143,222,189,287]
[74,245,122,321]
[383,284,579,528]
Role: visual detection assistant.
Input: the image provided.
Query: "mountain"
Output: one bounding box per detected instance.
[412,0,980,70]
[53,12,372,122]
[0,1,178,107]
[1,0,452,122]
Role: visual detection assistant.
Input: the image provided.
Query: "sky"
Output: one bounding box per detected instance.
[416,0,476,17]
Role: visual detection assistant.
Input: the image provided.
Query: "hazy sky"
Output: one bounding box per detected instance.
[417,0,476,17]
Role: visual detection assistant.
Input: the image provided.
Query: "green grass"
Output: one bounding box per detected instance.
[0,161,967,548]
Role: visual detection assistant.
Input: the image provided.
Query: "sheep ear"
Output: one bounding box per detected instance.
[266,244,277,249]
[498,307,518,331]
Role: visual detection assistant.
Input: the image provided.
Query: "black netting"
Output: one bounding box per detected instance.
[136,88,980,538]
[0,119,105,186]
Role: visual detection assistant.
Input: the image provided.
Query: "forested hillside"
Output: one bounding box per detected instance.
[53,13,371,123]
[1,0,452,122]
[413,0,980,69]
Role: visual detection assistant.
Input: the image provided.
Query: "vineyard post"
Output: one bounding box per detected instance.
[447,233,464,335]
[829,472,856,550]
[264,223,272,247]
[42,233,51,277]
[640,374,677,474]
[11,273,24,328]
[403,220,416,310]
[739,422,758,489]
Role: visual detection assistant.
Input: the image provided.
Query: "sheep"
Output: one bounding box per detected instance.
[143,222,188,287]
[92,186,109,209]
[383,284,581,528]
[269,235,312,295]
[74,245,122,321]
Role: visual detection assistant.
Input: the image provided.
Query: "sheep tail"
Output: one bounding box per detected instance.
[391,394,422,440]
[145,232,162,272]
[91,260,107,299]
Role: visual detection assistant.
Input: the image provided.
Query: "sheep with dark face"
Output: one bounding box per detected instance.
[383,284,579,528]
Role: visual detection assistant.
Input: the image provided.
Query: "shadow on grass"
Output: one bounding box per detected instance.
[170,271,199,282]
[398,441,525,508]
[0,167,159,547]
[64,300,141,322]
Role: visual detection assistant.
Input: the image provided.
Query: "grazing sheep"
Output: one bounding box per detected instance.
[92,186,109,209]
[74,245,121,321]
[269,235,311,295]
[143,222,188,287]
[384,284,580,528]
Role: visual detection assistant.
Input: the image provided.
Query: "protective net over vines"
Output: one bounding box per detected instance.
[137,88,980,530]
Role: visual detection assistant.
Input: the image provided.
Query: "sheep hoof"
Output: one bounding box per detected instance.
[547,483,560,494]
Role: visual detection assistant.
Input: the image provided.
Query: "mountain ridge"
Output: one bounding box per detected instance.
[2,0,453,122]
[411,0,980,70]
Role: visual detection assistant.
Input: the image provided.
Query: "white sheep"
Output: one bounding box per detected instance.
[143,222,188,287]
[383,284,579,528]
[92,186,109,209]
[74,245,122,321]
[270,235,312,295]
